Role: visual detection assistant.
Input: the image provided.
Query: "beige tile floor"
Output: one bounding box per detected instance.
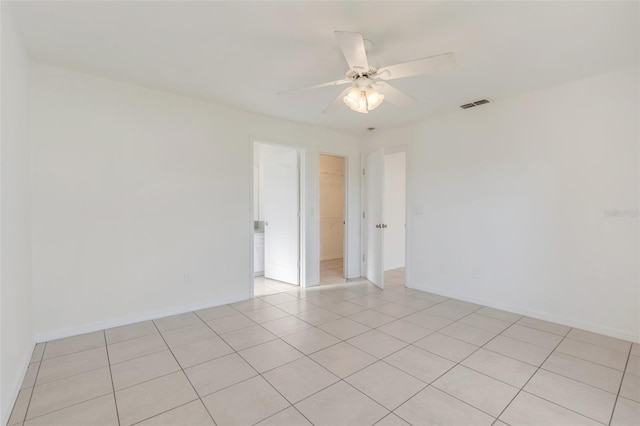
[319,258,345,285]
[8,274,640,426]
[254,258,355,296]
[254,276,299,297]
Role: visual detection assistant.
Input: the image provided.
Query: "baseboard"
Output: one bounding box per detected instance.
[2,340,35,426]
[407,282,640,343]
[34,292,252,343]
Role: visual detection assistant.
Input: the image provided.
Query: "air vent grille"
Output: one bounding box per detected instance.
[460,99,491,109]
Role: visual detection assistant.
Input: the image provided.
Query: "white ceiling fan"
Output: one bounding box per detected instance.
[281,31,456,114]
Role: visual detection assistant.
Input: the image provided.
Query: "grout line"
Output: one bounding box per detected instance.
[102,331,121,426]
[491,327,570,423]
[247,405,300,426]
[191,316,301,424]
[521,390,612,424]
[285,305,488,424]
[36,342,105,362]
[375,313,545,423]
[149,320,218,426]
[106,329,159,347]
[127,400,203,426]
[512,320,571,338]
[16,343,45,425]
[552,339,631,371]
[194,373,260,401]
[536,365,622,396]
[607,344,633,425]
[19,393,114,425]
[110,368,182,393]
[388,312,503,422]
[29,349,113,388]
[108,340,168,366]
[21,276,635,426]
[254,279,617,424]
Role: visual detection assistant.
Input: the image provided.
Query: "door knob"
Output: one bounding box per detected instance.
[382,224,388,229]
[375,224,381,229]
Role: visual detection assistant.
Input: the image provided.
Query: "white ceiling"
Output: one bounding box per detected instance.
[9,1,639,135]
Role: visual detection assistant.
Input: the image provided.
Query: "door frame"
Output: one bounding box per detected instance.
[318,152,349,281]
[250,139,307,296]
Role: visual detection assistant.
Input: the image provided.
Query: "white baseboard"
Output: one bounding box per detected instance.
[2,340,35,426]
[34,292,252,343]
[407,282,640,343]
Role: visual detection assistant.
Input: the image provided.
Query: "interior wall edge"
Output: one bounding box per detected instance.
[1,4,34,424]
[407,282,640,344]
[34,292,251,344]
[1,342,35,426]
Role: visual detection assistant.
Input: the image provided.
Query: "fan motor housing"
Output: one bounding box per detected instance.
[345,68,378,80]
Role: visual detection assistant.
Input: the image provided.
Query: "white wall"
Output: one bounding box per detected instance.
[1,6,34,424]
[29,64,361,340]
[366,65,639,342]
[384,151,406,271]
[320,154,345,261]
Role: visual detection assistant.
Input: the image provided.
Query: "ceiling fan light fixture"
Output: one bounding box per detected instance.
[356,92,369,113]
[365,87,384,110]
[343,87,362,110]
[343,85,383,114]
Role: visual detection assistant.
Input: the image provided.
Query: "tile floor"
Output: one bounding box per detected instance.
[254,258,349,297]
[319,258,345,285]
[256,262,404,297]
[8,276,639,426]
[253,276,298,297]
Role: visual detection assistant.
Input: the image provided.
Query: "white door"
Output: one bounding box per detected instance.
[364,150,385,288]
[263,149,300,285]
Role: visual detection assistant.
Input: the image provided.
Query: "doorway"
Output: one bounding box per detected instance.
[253,142,302,296]
[319,154,346,285]
[383,151,406,288]
[362,148,407,289]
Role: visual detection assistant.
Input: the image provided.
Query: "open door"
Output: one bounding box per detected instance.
[263,148,300,285]
[363,149,385,288]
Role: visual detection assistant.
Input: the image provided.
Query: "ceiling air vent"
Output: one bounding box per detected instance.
[460,99,491,110]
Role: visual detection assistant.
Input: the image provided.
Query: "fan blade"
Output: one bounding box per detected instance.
[323,87,352,113]
[376,52,456,81]
[374,81,416,108]
[279,79,351,94]
[335,31,369,72]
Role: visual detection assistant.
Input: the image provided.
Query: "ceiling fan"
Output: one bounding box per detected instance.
[280,31,456,114]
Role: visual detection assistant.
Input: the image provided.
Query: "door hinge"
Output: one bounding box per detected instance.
[362,254,365,262]
[362,168,366,175]
[362,211,365,219]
